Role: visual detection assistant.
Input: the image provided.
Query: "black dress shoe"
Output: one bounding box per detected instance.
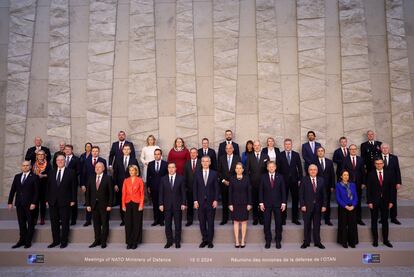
[259,220,264,225]
[199,241,208,248]
[373,241,378,247]
[325,220,333,226]
[282,220,286,226]
[151,222,158,226]
[89,241,101,248]
[292,220,301,225]
[101,243,107,249]
[349,244,356,248]
[207,242,214,248]
[159,222,165,226]
[265,242,271,249]
[315,243,325,249]
[185,221,193,227]
[164,242,173,249]
[235,244,240,248]
[120,222,125,226]
[175,242,181,249]
[219,221,227,225]
[391,219,401,225]
[384,241,393,248]
[276,242,281,249]
[83,221,91,227]
[342,243,348,248]
[24,243,32,249]
[127,244,131,249]
[70,221,76,226]
[11,242,25,249]
[60,242,68,248]
[131,244,137,249]
[48,242,60,248]
[253,220,258,225]
[300,243,309,249]
[357,220,365,226]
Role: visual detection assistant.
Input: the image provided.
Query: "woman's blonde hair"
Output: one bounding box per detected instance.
[128,164,139,176]
[146,135,156,146]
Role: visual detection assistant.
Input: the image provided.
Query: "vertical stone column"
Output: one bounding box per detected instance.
[339,0,374,146]
[86,0,118,159]
[128,0,158,151]
[386,0,414,198]
[297,0,327,146]
[176,0,197,147]
[3,0,37,195]
[47,0,71,147]
[213,0,239,146]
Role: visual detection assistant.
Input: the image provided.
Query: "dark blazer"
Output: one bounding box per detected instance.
[342,155,365,186]
[261,147,281,167]
[25,146,51,165]
[246,152,269,186]
[366,169,395,206]
[301,141,322,171]
[109,140,136,166]
[112,155,140,186]
[278,150,303,184]
[85,174,114,209]
[229,176,252,206]
[217,155,241,183]
[361,140,382,172]
[198,148,217,170]
[299,176,328,209]
[316,158,336,190]
[333,147,349,179]
[184,159,201,190]
[66,155,81,181]
[218,141,240,160]
[8,172,39,206]
[159,174,187,210]
[383,154,401,185]
[193,170,220,205]
[81,156,107,186]
[146,160,168,190]
[46,168,78,207]
[259,173,286,208]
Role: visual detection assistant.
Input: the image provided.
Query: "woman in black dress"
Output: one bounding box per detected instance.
[229,162,252,248]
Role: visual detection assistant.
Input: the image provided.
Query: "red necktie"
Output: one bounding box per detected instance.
[270,174,275,188]
[192,160,195,172]
[119,142,123,151]
[343,148,347,157]
[352,157,356,170]
[312,178,316,192]
[93,158,97,166]
[379,171,383,186]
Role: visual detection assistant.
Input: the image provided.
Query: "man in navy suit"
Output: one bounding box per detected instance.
[217,143,241,225]
[81,146,107,227]
[332,136,349,180]
[342,144,366,226]
[198,137,217,170]
[301,131,321,173]
[184,148,202,226]
[193,156,220,248]
[108,130,136,167]
[300,164,327,249]
[361,130,382,174]
[381,143,402,225]
[259,161,286,249]
[159,162,187,249]
[217,130,240,160]
[147,148,168,226]
[46,154,77,248]
[279,138,303,225]
[63,144,81,225]
[316,147,335,226]
[8,161,39,249]
[112,144,140,226]
[25,136,51,165]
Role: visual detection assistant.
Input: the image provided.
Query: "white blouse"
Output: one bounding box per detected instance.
[267,147,276,162]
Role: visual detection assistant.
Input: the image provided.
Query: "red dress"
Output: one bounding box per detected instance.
[167,148,190,175]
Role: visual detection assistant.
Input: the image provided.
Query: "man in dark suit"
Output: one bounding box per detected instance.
[8,161,39,249]
[259,161,286,249]
[147,148,168,226]
[112,144,139,226]
[46,154,77,248]
[217,130,240,160]
[367,158,394,248]
[279,138,303,225]
[246,140,269,225]
[342,144,366,225]
[299,164,328,249]
[218,143,241,225]
[52,141,66,169]
[198,137,217,170]
[159,162,187,249]
[301,131,322,173]
[381,143,402,225]
[25,136,51,165]
[81,146,107,227]
[184,148,201,226]
[85,162,113,249]
[332,136,349,180]
[316,147,335,226]
[193,156,220,248]
[108,130,136,167]
[64,144,81,225]
[360,130,382,174]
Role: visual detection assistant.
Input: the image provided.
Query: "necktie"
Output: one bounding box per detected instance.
[287,151,291,165]
[321,159,325,171]
[156,161,159,173]
[124,156,128,170]
[352,156,356,170]
[192,160,196,172]
[379,171,383,186]
[384,156,388,167]
[256,153,260,162]
[57,169,61,187]
[204,150,207,156]
[170,176,174,189]
[96,175,101,190]
[228,156,231,170]
[312,178,316,192]
[93,158,97,167]
[65,156,70,167]
[203,171,208,186]
[270,174,275,188]
[343,148,347,157]
[21,174,27,185]
[311,142,314,153]
[119,142,123,151]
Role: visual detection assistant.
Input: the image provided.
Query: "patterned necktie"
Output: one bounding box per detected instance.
[119,142,123,151]
[312,178,316,192]
[93,158,97,167]
[57,169,61,187]
[96,175,101,190]
[343,148,347,157]
[192,160,196,172]
[379,171,383,187]
[270,174,275,188]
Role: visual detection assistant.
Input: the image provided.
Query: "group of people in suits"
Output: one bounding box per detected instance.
[7,128,401,250]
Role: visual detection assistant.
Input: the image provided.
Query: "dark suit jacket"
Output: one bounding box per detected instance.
[85,174,114,209]
[383,154,401,185]
[46,168,77,207]
[278,150,303,184]
[66,156,81,188]
[218,141,240,160]
[81,156,107,186]
[316,158,336,190]
[112,155,140,187]
[25,146,51,165]
[184,159,201,190]
[301,141,321,171]
[198,148,217,170]
[109,140,136,166]
[333,147,349,179]
[261,147,281,167]
[146,160,168,190]
[217,155,241,183]
[342,155,365,186]
[299,176,328,209]
[361,140,382,173]
[366,169,395,206]
[159,175,187,210]
[228,176,252,206]
[8,172,39,206]
[246,152,270,186]
[193,170,220,205]
[259,173,286,208]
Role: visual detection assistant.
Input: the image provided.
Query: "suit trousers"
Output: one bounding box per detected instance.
[92,201,110,243]
[16,205,35,244]
[303,205,322,245]
[49,204,71,244]
[283,181,299,222]
[164,209,183,244]
[251,185,263,222]
[220,183,229,222]
[198,201,216,243]
[264,206,283,243]
[370,198,390,243]
[125,202,143,245]
[150,188,164,224]
[390,186,398,220]
[186,188,194,223]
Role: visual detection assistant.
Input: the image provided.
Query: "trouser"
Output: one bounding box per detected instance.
[164,209,182,244]
[251,185,263,222]
[303,205,322,245]
[324,187,332,222]
[390,186,398,220]
[337,207,358,246]
[16,205,35,244]
[356,183,362,221]
[92,201,110,243]
[220,183,229,222]
[283,181,299,222]
[49,205,71,244]
[34,183,47,223]
[370,198,389,243]
[198,201,216,243]
[84,191,92,223]
[264,206,283,243]
[125,202,143,245]
[150,188,164,223]
[186,188,194,223]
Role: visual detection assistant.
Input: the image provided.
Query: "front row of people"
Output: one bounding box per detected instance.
[8,155,394,250]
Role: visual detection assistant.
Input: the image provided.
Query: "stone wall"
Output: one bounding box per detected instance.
[1,0,414,200]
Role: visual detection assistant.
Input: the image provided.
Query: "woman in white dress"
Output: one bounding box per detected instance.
[140,135,159,182]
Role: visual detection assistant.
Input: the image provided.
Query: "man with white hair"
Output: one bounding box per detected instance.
[25,136,51,165]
